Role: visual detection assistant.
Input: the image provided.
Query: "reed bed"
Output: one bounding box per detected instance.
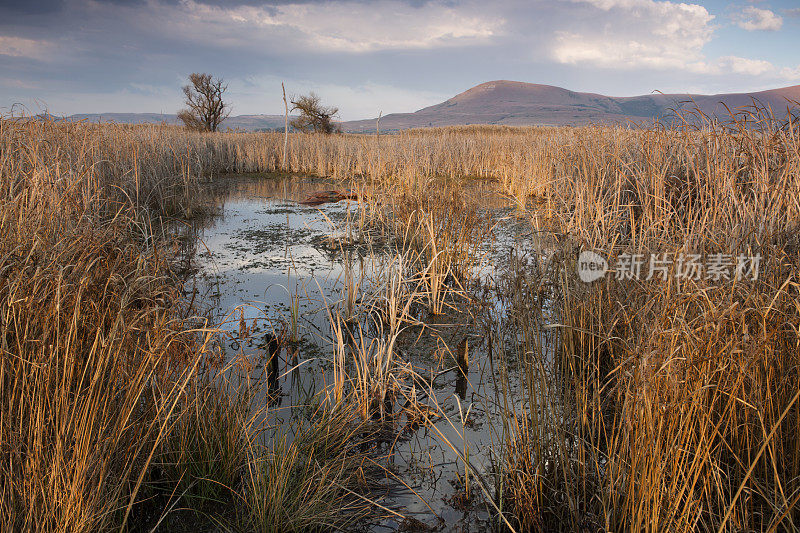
[2,117,571,191]
[0,116,212,531]
[495,114,800,531]
[3,108,800,531]
[0,117,378,532]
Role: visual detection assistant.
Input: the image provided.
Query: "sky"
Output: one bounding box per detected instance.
[1,0,799,120]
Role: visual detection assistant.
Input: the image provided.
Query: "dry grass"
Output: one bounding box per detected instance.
[496,112,800,531]
[0,116,379,532]
[3,108,800,531]
[243,405,381,532]
[0,117,212,531]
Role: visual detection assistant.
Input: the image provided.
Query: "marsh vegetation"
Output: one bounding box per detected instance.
[2,110,799,531]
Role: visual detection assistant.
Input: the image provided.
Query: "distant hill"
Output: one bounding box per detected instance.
[342,80,800,132]
[53,113,292,132]
[45,81,800,133]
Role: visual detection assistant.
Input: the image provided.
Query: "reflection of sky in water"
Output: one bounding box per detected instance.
[189,178,386,434]
[193,182,370,345]
[189,176,551,530]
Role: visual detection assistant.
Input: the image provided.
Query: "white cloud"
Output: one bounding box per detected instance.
[779,66,800,82]
[688,57,800,82]
[0,36,54,60]
[5,0,800,115]
[552,0,715,70]
[550,1,793,81]
[687,56,776,76]
[714,56,774,76]
[734,6,782,31]
[171,0,503,52]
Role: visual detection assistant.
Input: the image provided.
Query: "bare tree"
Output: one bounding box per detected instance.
[177,73,230,132]
[290,92,340,134]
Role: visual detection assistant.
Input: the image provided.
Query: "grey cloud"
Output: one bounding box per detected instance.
[1,0,796,118]
[0,0,64,14]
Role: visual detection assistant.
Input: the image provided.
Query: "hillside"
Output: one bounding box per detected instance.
[49,81,800,133]
[54,113,291,131]
[342,80,800,132]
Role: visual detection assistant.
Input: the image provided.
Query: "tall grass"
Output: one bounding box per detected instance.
[4,106,800,531]
[0,116,212,530]
[496,111,800,531]
[0,117,578,189]
[243,406,379,532]
[0,116,378,531]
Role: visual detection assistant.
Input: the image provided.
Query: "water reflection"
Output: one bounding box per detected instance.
[185,174,547,531]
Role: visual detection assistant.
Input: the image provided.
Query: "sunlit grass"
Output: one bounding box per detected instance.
[3,107,799,531]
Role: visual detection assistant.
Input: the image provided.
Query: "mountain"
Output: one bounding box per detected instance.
[341,80,800,132]
[54,113,291,131]
[48,81,800,133]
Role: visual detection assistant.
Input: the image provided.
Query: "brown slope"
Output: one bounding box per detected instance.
[58,113,290,131]
[679,86,800,118]
[343,80,800,132]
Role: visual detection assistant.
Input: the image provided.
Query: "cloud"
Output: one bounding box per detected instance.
[709,56,774,76]
[550,0,790,81]
[552,0,715,70]
[2,0,799,115]
[157,0,503,53]
[734,6,782,31]
[684,57,800,82]
[0,77,41,90]
[0,35,54,59]
[779,66,800,82]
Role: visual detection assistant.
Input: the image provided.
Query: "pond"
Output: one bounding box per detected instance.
[183,174,549,531]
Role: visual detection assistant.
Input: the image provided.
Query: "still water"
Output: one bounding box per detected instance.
[186,175,543,530]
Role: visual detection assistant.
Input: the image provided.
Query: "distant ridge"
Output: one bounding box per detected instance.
[342,80,800,132]
[48,112,291,132]
[44,81,800,133]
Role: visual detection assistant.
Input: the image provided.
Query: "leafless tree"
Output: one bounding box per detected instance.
[177,73,230,132]
[290,92,340,134]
